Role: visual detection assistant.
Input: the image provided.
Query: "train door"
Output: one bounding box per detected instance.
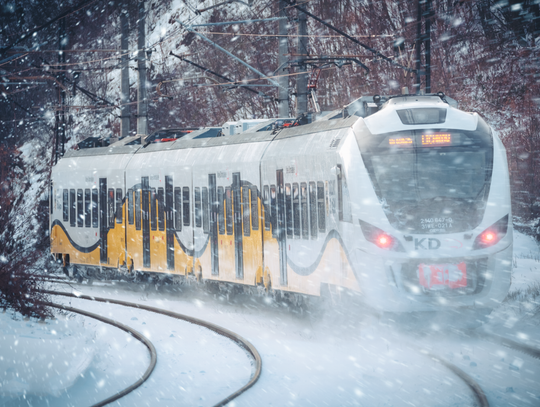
[165,176,174,271]
[99,178,108,264]
[209,174,219,275]
[276,169,287,285]
[232,172,243,279]
[141,176,151,268]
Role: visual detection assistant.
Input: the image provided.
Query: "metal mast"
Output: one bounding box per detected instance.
[137,0,148,137]
[120,11,130,139]
[296,7,308,117]
[278,0,289,117]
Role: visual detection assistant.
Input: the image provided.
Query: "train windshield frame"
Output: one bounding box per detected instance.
[359,121,494,234]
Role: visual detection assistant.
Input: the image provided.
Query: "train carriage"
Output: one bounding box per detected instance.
[50,93,513,315]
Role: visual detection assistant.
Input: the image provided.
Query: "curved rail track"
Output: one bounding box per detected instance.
[40,273,540,407]
[44,302,158,407]
[44,289,263,407]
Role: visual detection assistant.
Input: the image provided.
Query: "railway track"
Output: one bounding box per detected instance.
[44,302,158,407]
[43,288,262,407]
[40,273,540,407]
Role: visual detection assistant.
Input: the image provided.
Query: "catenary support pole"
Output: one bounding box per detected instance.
[425,0,432,94]
[415,0,422,94]
[137,0,148,137]
[120,11,130,139]
[278,0,289,117]
[296,6,308,117]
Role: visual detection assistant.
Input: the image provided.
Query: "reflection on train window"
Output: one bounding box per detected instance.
[317,181,325,233]
[242,186,250,237]
[63,189,69,222]
[127,189,134,225]
[116,188,123,224]
[135,189,142,230]
[183,187,190,226]
[293,183,300,238]
[84,189,91,228]
[337,164,343,221]
[270,185,276,238]
[251,186,258,231]
[157,187,164,231]
[202,187,209,233]
[108,188,115,228]
[195,187,202,228]
[285,183,293,238]
[263,185,270,231]
[225,187,232,235]
[151,188,157,231]
[217,187,225,235]
[309,182,317,238]
[174,187,181,231]
[77,189,83,228]
[69,189,75,227]
[300,183,308,239]
[92,188,98,228]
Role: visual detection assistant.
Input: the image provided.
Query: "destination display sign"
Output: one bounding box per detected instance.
[388,137,413,145]
[421,133,452,146]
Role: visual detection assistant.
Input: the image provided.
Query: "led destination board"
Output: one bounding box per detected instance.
[421,133,452,146]
[388,137,413,145]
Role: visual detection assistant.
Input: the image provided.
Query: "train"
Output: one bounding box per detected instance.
[49,93,513,315]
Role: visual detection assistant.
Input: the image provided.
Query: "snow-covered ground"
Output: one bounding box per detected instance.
[1,231,539,407]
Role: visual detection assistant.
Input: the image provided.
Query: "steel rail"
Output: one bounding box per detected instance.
[43,302,157,407]
[44,289,262,407]
[424,351,489,407]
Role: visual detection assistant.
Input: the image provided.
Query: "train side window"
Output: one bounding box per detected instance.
[183,187,190,226]
[285,183,293,237]
[251,186,259,231]
[151,188,157,231]
[225,187,232,235]
[242,186,250,236]
[337,164,343,221]
[270,185,276,238]
[194,187,202,228]
[92,188,98,228]
[309,182,317,238]
[174,187,181,231]
[69,189,76,227]
[157,187,164,231]
[116,188,123,224]
[217,187,225,235]
[50,182,54,215]
[293,183,300,238]
[135,189,141,230]
[300,183,308,239]
[77,189,83,227]
[127,189,134,225]
[317,181,326,233]
[63,189,69,222]
[263,185,270,231]
[84,189,91,228]
[202,187,209,233]
[108,188,115,228]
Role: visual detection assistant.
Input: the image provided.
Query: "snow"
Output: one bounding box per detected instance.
[1,231,539,406]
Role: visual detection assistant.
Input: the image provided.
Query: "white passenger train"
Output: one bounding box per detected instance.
[50,93,512,314]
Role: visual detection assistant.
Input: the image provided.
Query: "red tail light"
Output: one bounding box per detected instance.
[473,215,508,250]
[359,220,405,252]
[376,234,392,249]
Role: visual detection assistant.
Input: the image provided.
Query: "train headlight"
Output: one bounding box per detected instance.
[473,215,508,250]
[359,220,405,252]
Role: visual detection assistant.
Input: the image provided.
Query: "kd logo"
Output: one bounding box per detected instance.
[415,238,441,250]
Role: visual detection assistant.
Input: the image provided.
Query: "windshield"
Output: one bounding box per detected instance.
[358,121,493,234]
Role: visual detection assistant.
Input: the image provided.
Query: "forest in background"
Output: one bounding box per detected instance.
[0,0,539,255]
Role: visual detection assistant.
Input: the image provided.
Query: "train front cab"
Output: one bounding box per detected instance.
[344,104,513,314]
